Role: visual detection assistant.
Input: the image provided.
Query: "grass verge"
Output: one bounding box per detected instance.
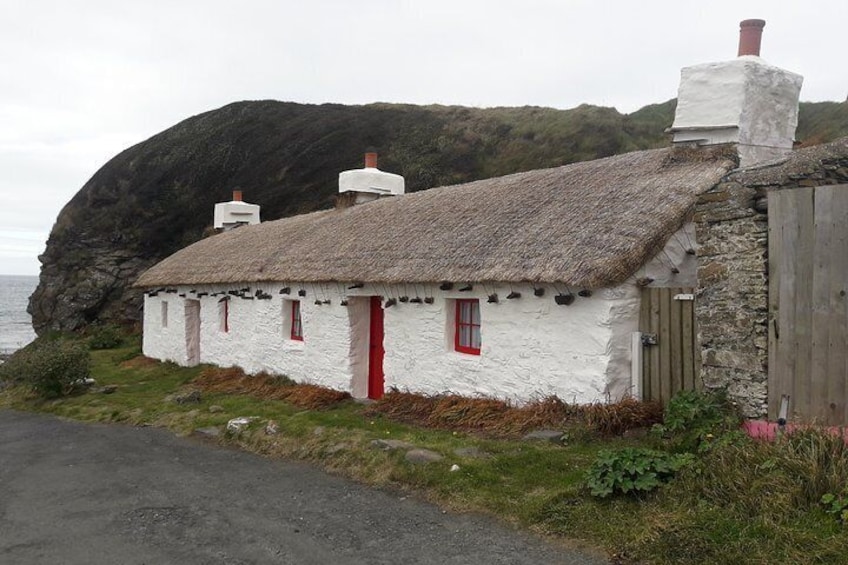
[2,339,847,564]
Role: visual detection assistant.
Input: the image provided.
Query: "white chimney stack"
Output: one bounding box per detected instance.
[214,190,260,231]
[668,19,803,167]
[339,152,405,205]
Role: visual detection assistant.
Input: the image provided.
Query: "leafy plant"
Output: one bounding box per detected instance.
[87,324,123,350]
[1,339,91,398]
[821,487,848,523]
[652,389,742,452]
[586,447,693,498]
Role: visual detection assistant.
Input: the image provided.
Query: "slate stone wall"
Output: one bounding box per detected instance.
[695,154,848,417]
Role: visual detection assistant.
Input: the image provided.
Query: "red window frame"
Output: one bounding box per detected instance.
[455,299,481,355]
[219,298,229,333]
[290,300,303,341]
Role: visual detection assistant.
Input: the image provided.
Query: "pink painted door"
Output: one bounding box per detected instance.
[368,296,385,399]
[184,299,201,366]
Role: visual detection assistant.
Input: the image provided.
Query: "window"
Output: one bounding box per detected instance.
[161,301,168,328]
[290,300,303,341]
[218,298,229,332]
[455,299,481,355]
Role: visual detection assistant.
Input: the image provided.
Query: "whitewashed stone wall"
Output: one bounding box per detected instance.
[143,280,644,404]
[670,56,803,168]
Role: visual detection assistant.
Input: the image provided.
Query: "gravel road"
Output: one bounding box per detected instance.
[0,410,607,564]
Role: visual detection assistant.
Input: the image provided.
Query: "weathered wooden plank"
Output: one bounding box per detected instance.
[793,188,815,421]
[650,287,662,402]
[670,287,683,396]
[777,189,801,420]
[771,190,799,419]
[825,186,848,425]
[811,186,833,423]
[659,288,673,403]
[767,190,783,420]
[640,287,653,400]
[681,287,696,392]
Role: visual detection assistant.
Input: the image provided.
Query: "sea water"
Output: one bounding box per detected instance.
[0,275,38,354]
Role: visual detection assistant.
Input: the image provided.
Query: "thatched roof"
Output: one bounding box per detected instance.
[728,136,848,186]
[135,146,736,289]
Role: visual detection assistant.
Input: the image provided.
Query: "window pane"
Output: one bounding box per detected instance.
[291,301,302,339]
[471,301,480,325]
[471,325,481,349]
[460,301,471,324]
[459,325,471,348]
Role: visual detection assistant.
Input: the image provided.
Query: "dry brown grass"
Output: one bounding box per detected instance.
[583,397,664,436]
[119,355,161,369]
[281,384,352,410]
[192,366,350,410]
[365,390,660,437]
[378,392,553,437]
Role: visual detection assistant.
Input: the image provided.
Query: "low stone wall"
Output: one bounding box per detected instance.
[695,149,848,417]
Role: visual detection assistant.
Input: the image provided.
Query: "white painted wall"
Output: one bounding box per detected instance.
[386,283,646,402]
[213,200,261,230]
[640,223,698,288]
[143,294,188,364]
[142,222,697,404]
[339,167,405,197]
[142,278,653,404]
[670,56,803,167]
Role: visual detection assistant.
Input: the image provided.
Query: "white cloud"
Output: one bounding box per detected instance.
[1,0,846,274]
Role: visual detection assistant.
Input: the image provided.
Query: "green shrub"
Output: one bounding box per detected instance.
[822,487,848,523]
[586,447,693,498]
[87,324,123,350]
[0,339,90,398]
[652,389,742,452]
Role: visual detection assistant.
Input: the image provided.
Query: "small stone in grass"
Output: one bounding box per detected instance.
[265,420,279,435]
[405,449,444,464]
[370,439,414,451]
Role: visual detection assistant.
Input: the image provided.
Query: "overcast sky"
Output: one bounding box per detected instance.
[1,0,845,276]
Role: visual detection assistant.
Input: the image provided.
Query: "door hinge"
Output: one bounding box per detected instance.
[641,333,658,346]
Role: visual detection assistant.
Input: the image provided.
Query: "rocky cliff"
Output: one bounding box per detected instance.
[28,99,848,333]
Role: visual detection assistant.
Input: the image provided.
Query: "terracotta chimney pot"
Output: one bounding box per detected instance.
[232,190,243,202]
[364,152,378,169]
[738,19,765,57]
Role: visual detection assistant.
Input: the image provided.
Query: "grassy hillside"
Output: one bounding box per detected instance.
[797,101,848,147]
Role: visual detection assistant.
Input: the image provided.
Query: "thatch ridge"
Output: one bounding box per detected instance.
[728,136,848,187]
[136,147,736,288]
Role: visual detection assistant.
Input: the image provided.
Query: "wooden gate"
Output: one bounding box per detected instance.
[639,287,700,404]
[768,184,848,425]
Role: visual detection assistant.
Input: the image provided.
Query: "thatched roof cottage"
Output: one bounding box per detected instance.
[137,21,848,423]
[137,147,732,403]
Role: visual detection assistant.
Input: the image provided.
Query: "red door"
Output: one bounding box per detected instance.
[368,296,385,399]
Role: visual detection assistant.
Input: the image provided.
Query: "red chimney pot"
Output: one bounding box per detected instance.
[233,190,243,201]
[738,19,765,57]
[365,152,378,168]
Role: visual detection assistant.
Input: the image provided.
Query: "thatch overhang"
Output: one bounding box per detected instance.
[135,146,737,289]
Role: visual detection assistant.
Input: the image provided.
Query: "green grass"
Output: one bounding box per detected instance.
[3,340,848,564]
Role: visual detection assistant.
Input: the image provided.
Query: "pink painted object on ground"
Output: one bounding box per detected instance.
[743,420,848,442]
